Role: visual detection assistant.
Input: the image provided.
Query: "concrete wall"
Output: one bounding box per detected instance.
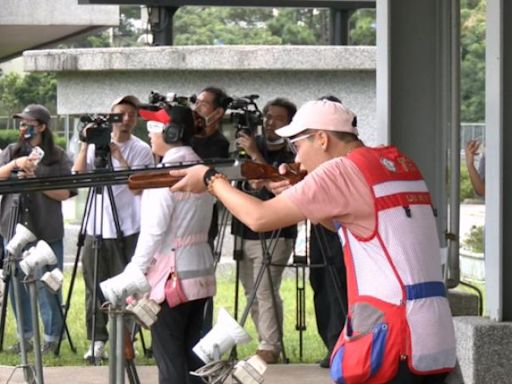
[23,45,378,145]
[1,0,118,25]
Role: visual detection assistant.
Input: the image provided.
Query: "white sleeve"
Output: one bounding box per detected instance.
[128,188,174,273]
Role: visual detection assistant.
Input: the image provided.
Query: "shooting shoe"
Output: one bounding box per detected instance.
[256,349,279,364]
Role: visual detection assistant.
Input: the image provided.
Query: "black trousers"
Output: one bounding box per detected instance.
[389,361,449,384]
[151,298,208,384]
[309,225,347,354]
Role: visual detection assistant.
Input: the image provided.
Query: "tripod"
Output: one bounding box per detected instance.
[57,154,143,383]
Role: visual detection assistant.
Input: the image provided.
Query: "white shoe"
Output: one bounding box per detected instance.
[83,341,108,361]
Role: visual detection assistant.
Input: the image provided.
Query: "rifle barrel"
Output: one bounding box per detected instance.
[0,159,235,195]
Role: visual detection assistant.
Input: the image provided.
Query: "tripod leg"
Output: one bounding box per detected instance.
[0,272,11,351]
[57,188,96,356]
[260,235,289,363]
[52,292,75,355]
[295,264,306,361]
[56,238,83,355]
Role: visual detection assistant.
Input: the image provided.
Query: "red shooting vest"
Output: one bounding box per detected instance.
[330,146,456,384]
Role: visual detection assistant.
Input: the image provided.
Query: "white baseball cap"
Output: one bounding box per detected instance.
[276,99,358,138]
[111,95,140,110]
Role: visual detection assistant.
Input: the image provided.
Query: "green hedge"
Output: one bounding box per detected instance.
[0,129,67,151]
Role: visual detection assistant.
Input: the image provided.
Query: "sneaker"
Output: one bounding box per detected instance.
[83,341,108,362]
[256,349,279,364]
[8,340,33,354]
[41,341,58,355]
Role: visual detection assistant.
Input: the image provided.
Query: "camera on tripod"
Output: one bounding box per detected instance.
[229,95,263,139]
[79,113,122,168]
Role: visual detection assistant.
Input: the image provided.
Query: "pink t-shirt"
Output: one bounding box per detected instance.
[283,156,375,238]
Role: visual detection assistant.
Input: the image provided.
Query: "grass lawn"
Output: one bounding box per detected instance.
[0,268,328,366]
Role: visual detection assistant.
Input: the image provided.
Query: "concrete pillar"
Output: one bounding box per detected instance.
[148,6,178,46]
[485,0,512,321]
[376,0,453,253]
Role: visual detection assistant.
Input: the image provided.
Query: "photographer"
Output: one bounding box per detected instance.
[191,86,231,161]
[111,105,214,384]
[72,95,154,361]
[232,97,297,364]
[0,104,77,354]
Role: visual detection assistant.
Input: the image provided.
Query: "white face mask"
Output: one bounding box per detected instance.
[203,110,219,126]
[266,137,285,145]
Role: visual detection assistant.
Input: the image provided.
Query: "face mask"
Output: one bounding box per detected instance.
[195,110,218,126]
[23,125,36,140]
[266,137,285,145]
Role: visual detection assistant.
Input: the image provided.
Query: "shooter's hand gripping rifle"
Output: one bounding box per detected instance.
[127,160,306,190]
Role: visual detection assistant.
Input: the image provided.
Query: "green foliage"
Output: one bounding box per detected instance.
[349,9,376,45]
[460,0,486,122]
[0,272,326,366]
[0,129,19,149]
[14,72,57,112]
[0,72,57,127]
[0,73,23,128]
[55,135,67,150]
[174,7,281,45]
[462,224,484,253]
[58,30,111,49]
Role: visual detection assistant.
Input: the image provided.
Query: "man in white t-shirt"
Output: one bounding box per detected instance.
[72,95,154,362]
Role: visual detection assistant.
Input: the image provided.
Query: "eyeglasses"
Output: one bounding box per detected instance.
[287,132,314,153]
[147,121,165,133]
[19,121,40,129]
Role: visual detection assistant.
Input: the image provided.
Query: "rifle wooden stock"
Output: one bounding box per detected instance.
[240,161,306,185]
[124,327,135,361]
[127,161,306,190]
[128,172,182,190]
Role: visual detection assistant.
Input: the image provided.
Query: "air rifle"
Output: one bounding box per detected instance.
[0,159,305,195]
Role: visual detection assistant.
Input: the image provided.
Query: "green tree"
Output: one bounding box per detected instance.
[0,72,23,129]
[349,9,376,45]
[0,72,57,129]
[15,72,57,112]
[460,0,485,123]
[174,7,281,45]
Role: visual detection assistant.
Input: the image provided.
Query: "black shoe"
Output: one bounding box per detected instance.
[319,355,330,368]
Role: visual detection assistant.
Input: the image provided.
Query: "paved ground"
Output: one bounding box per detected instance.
[0,363,333,384]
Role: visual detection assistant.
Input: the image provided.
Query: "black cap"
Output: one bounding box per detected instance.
[13,104,51,125]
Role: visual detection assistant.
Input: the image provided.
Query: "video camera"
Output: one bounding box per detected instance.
[79,113,123,168]
[147,90,196,109]
[228,94,263,138]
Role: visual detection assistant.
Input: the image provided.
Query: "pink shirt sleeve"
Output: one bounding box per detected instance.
[283,156,375,238]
